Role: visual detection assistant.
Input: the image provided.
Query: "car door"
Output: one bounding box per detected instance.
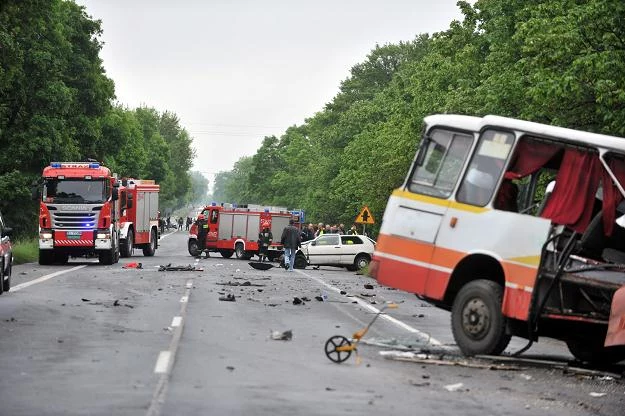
[306,234,341,265]
[339,235,363,265]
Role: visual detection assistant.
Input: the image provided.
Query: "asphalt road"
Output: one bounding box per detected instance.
[0,231,623,416]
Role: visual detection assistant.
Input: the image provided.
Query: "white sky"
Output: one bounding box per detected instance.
[75,0,465,187]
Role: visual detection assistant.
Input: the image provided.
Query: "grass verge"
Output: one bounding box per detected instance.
[13,238,39,265]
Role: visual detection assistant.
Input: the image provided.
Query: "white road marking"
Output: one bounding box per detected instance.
[296,269,445,347]
[12,265,87,292]
[154,351,171,374]
[171,316,182,327]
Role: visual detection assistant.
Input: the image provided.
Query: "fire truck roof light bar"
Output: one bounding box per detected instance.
[50,162,100,169]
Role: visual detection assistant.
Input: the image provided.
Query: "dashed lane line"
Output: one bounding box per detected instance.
[146,278,194,416]
[12,265,87,292]
[295,268,445,347]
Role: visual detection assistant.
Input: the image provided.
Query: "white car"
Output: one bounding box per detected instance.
[296,234,375,271]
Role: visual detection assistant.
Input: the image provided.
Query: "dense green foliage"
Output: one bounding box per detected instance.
[0,0,201,237]
[211,0,625,235]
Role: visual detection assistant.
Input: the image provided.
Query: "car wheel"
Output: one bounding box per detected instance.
[294,253,307,269]
[2,259,10,292]
[354,254,370,270]
[451,279,511,356]
[142,229,157,256]
[0,260,4,295]
[121,229,133,257]
[235,243,245,259]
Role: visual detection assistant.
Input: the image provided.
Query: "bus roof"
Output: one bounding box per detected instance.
[424,114,625,152]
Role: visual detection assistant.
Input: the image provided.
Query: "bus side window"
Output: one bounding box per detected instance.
[457,130,515,207]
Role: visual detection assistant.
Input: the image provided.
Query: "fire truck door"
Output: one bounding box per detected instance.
[208,209,219,242]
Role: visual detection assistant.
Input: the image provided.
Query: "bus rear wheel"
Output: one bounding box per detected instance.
[451,279,510,356]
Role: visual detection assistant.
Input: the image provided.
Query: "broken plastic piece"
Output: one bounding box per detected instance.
[270,330,293,341]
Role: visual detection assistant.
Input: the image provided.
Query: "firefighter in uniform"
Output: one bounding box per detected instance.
[196,214,209,258]
[258,226,273,262]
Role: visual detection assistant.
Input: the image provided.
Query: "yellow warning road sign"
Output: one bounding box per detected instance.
[355,206,375,224]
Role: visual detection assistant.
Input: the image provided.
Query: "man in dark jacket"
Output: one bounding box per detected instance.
[196,214,209,258]
[280,219,301,271]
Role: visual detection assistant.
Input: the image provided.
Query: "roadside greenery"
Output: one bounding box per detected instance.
[0,0,206,238]
[211,0,625,236]
[12,238,38,265]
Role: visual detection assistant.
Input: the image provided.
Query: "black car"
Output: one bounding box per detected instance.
[0,210,13,294]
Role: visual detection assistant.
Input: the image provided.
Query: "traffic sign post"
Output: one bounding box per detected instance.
[355,206,375,236]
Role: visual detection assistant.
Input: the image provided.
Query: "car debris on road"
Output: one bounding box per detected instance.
[158,264,204,271]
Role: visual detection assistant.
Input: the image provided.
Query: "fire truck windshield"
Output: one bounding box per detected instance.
[43,179,107,204]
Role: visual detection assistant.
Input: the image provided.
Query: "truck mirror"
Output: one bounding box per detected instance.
[112,187,119,201]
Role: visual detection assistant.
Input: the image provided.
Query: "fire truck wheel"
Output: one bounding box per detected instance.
[451,279,511,356]
[219,250,234,259]
[54,253,69,265]
[39,250,54,265]
[235,243,245,259]
[121,229,133,257]
[143,230,157,256]
[566,340,625,365]
[188,239,201,257]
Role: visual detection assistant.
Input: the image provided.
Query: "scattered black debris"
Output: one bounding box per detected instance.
[315,296,324,302]
[293,297,303,305]
[301,296,311,302]
[124,304,134,309]
[267,303,279,307]
[413,314,425,318]
[113,300,120,306]
[410,381,431,387]
[20,272,27,275]
[226,366,235,371]
[158,264,204,272]
[325,387,335,391]
[248,262,274,271]
[340,290,347,295]
[217,281,265,287]
[271,330,293,340]
[360,293,375,297]
[364,284,374,290]
[257,288,263,292]
[81,298,90,302]
[57,339,64,343]
[219,294,236,302]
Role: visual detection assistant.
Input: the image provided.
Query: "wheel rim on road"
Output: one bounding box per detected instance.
[461,297,490,339]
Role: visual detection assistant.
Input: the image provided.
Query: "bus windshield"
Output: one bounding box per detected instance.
[43,179,107,204]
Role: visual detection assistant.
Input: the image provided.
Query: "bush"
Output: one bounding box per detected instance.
[13,238,39,264]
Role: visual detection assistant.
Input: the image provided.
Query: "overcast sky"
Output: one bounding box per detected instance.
[75,0,465,186]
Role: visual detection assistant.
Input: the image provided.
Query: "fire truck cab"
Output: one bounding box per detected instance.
[371,115,625,364]
[188,204,303,260]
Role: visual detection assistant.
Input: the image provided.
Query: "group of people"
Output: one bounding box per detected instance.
[158,214,195,234]
[300,222,359,241]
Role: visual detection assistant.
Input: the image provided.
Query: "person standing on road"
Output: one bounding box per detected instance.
[178,217,183,230]
[196,214,209,258]
[280,219,301,271]
[258,226,273,262]
[186,216,192,231]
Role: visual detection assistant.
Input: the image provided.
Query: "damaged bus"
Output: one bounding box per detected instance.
[370,114,625,364]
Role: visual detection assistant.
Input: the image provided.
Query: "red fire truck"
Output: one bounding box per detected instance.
[36,162,159,265]
[117,178,160,258]
[188,203,304,260]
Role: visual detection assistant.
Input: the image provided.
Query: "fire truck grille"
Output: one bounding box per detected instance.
[52,212,98,230]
